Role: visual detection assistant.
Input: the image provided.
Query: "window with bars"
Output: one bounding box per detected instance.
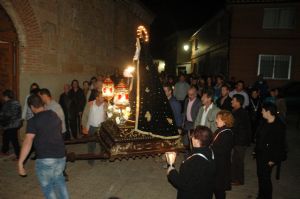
[258,55,292,80]
[263,8,296,29]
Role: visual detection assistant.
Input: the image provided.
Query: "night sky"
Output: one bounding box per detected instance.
[140,0,226,58]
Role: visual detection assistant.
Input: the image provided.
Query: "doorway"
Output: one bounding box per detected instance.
[0,5,18,97]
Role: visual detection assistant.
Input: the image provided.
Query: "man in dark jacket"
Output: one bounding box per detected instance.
[59,84,72,140]
[167,126,216,199]
[69,80,86,139]
[254,102,286,199]
[231,94,251,185]
[163,84,182,128]
[0,89,22,158]
[182,87,201,148]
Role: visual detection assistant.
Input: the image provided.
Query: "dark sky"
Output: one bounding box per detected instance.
[139,0,226,57]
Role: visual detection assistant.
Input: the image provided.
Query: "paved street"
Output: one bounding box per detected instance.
[0,114,299,199]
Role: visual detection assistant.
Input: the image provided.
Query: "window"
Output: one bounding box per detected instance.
[194,39,198,50]
[263,8,296,29]
[258,55,292,80]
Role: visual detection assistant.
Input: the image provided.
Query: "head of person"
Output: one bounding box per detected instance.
[90,76,97,86]
[216,75,224,85]
[191,76,198,86]
[39,88,52,104]
[63,84,70,93]
[231,94,244,110]
[163,84,173,99]
[167,75,174,84]
[188,86,197,101]
[179,74,185,82]
[27,94,44,113]
[258,74,264,82]
[216,110,234,128]
[30,82,39,93]
[221,84,230,97]
[206,76,212,86]
[71,79,79,89]
[251,88,259,99]
[201,89,214,106]
[261,102,277,120]
[191,125,213,148]
[2,89,15,102]
[199,77,205,86]
[269,88,276,97]
[95,90,104,104]
[235,80,245,92]
[83,81,90,90]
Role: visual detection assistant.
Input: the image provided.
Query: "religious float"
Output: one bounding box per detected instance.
[66,26,183,162]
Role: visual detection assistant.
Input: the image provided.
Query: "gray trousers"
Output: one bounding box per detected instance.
[87,126,101,165]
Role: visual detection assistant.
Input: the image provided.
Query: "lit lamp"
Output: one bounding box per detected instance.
[114,80,129,108]
[123,66,135,78]
[102,77,115,101]
[165,152,176,167]
[113,80,130,125]
[123,66,135,92]
[183,44,189,51]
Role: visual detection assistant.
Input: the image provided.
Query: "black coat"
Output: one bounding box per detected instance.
[0,99,22,130]
[232,108,251,146]
[68,88,86,118]
[255,117,286,163]
[211,127,234,191]
[167,147,216,199]
[216,96,232,111]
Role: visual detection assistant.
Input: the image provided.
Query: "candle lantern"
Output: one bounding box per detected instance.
[114,80,129,109]
[102,77,115,101]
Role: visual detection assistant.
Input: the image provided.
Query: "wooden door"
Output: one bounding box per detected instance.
[0,41,17,97]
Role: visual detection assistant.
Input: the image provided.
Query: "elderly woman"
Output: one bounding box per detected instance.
[211,110,234,199]
[167,125,215,199]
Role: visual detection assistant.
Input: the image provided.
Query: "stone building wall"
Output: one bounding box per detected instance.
[0,0,153,103]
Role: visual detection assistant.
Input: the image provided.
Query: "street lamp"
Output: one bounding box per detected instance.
[183,44,189,51]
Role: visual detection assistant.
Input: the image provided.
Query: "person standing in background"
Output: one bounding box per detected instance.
[0,90,22,159]
[22,83,40,121]
[231,94,251,186]
[174,74,190,110]
[59,84,72,140]
[69,80,86,139]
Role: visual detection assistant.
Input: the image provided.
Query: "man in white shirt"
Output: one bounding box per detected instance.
[194,89,220,132]
[81,90,107,165]
[229,80,249,108]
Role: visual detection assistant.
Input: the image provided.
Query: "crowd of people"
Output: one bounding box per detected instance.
[162,73,287,199]
[0,72,287,199]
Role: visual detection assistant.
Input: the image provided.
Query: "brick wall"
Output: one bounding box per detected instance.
[0,0,153,105]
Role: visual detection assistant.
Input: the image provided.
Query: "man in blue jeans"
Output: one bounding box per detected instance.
[18,94,69,199]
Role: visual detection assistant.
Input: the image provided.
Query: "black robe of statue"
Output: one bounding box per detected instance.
[132,37,179,138]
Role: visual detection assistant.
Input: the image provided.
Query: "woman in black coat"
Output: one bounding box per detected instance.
[211,110,234,199]
[167,126,216,199]
[254,102,286,199]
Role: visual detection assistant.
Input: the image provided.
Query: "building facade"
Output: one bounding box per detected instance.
[164,30,195,75]
[191,0,300,87]
[0,0,153,103]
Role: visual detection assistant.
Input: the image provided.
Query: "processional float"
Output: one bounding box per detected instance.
[66,26,183,162]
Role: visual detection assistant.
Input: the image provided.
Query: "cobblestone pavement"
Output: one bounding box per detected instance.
[0,115,299,199]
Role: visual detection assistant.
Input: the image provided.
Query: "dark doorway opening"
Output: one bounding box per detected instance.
[0,5,18,98]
